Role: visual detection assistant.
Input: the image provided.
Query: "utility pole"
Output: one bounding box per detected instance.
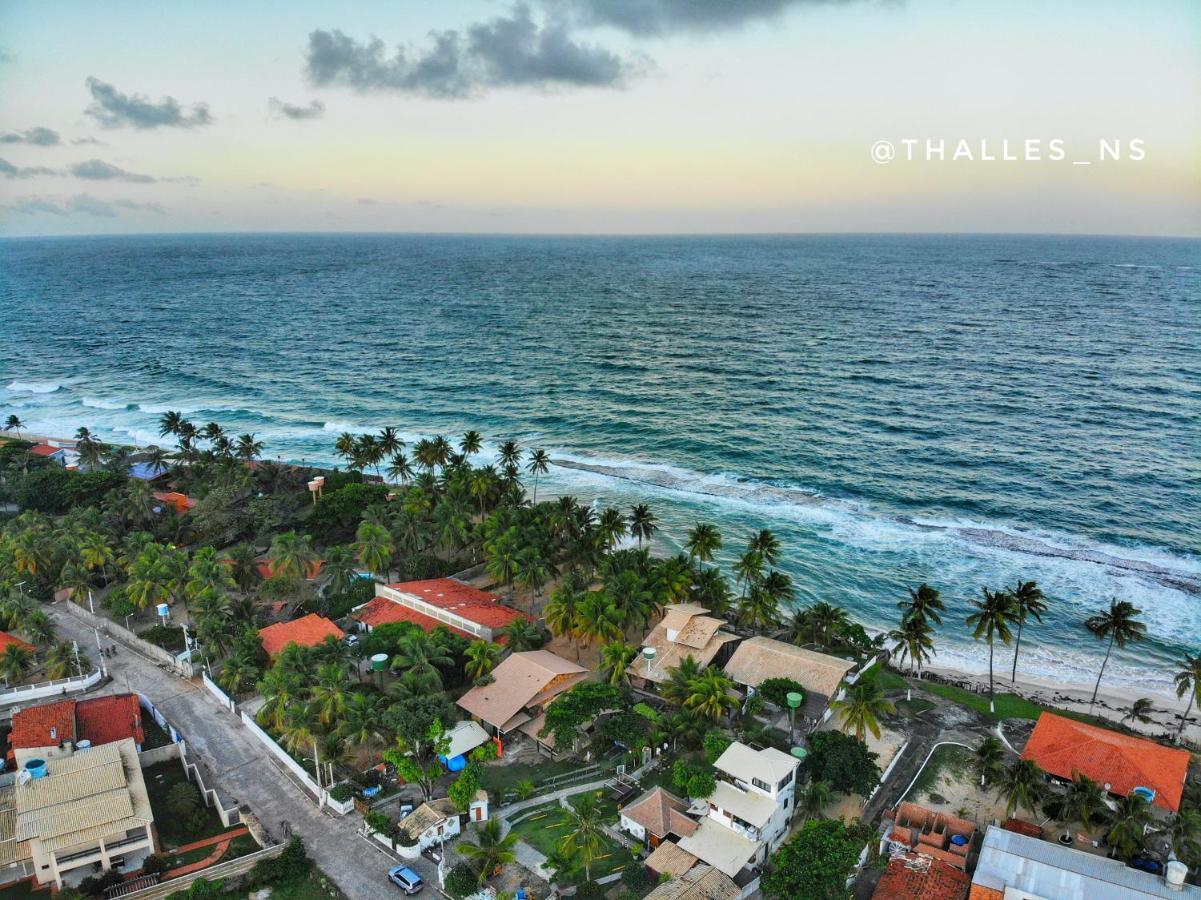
[71,640,83,678]
[93,627,107,678]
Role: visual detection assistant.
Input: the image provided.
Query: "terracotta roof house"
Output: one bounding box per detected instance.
[152,491,197,514]
[27,444,67,465]
[884,802,976,871]
[456,650,587,736]
[620,787,698,848]
[1021,712,1190,812]
[643,864,739,900]
[629,604,741,686]
[970,824,1201,899]
[723,635,860,723]
[8,694,145,765]
[874,853,971,900]
[0,632,34,656]
[258,613,344,658]
[352,579,532,643]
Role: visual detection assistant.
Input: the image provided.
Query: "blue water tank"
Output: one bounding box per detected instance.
[25,759,48,779]
[446,754,467,772]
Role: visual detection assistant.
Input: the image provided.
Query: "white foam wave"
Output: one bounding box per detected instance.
[82,397,129,410]
[5,380,63,394]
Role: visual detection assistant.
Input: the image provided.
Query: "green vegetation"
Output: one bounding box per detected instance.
[906,743,976,802]
[143,762,226,848]
[509,800,630,884]
[762,818,875,900]
[804,730,880,797]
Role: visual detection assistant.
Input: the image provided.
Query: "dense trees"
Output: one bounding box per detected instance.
[762,818,875,900]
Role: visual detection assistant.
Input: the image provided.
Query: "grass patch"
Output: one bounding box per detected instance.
[896,698,935,717]
[508,804,630,883]
[907,744,976,802]
[870,668,910,692]
[139,624,186,652]
[482,757,607,796]
[919,683,1045,720]
[143,761,227,849]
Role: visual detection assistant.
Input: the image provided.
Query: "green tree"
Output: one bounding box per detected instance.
[684,523,722,563]
[390,633,453,691]
[629,504,657,550]
[974,735,1006,787]
[1008,580,1048,681]
[762,818,874,900]
[354,521,395,581]
[459,818,518,886]
[268,531,319,585]
[599,640,637,686]
[499,617,544,651]
[557,793,606,881]
[1085,599,1147,709]
[797,780,832,821]
[805,731,880,796]
[684,669,738,722]
[1106,794,1154,859]
[526,448,550,504]
[1044,770,1108,842]
[0,645,34,682]
[1123,697,1156,727]
[966,588,1017,714]
[464,640,502,681]
[829,679,894,741]
[898,583,945,626]
[1175,653,1201,742]
[996,758,1045,818]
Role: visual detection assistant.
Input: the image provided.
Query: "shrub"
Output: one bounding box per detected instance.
[805,730,880,796]
[686,771,716,799]
[444,862,480,899]
[248,837,309,886]
[140,624,187,652]
[515,779,536,801]
[328,781,354,802]
[77,870,124,896]
[365,810,394,837]
[323,577,374,619]
[758,677,807,709]
[16,467,71,514]
[141,853,171,875]
[703,731,733,764]
[166,782,201,818]
[186,809,211,836]
[165,877,225,900]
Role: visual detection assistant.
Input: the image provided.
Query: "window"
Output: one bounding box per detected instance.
[777,770,795,791]
[751,777,771,792]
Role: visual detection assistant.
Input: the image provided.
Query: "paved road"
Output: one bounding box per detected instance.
[49,604,435,900]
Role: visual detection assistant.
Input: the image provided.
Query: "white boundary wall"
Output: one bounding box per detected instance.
[202,671,237,713]
[239,711,326,803]
[0,669,102,707]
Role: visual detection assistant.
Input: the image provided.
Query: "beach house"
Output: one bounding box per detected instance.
[455,649,587,744]
[8,694,146,766]
[620,786,698,849]
[352,578,532,643]
[258,613,344,658]
[628,603,742,687]
[722,635,859,727]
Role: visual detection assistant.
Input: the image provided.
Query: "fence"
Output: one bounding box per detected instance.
[107,844,284,900]
[139,742,182,767]
[0,669,103,707]
[202,671,237,713]
[239,711,332,808]
[61,601,194,677]
[139,694,185,745]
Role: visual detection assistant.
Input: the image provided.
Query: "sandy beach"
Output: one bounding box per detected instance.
[923,664,1197,744]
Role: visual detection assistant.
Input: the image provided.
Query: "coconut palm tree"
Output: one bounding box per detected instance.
[310,663,350,726]
[340,692,385,746]
[797,780,832,821]
[685,523,722,563]
[690,566,733,618]
[974,735,1006,787]
[526,449,550,504]
[996,758,1046,818]
[1107,794,1154,859]
[1044,770,1108,842]
[75,428,104,469]
[499,617,543,652]
[1123,698,1156,727]
[1085,599,1147,709]
[44,642,78,679]
[126,545,174,611]
[220,543,260,594]
[79,531,115,585]
[685,669,738,722]
[629,504,657,550]
[575,593,623,649]
[966,588,1017,714]
[235,433,264,461]
[321,545,357,598]
[378,427,403,460]
[497,439,521,470]
[661,655,702,706]
[888,614,934,698]
[1156,809,1201,869]
[218,651,260,696]
[269,531,319,585]
[598,507,628,552]
[557,794,605,881]
[898,583,946,626]
[390,633,453,691]
[830,679,894,741]
[749,528,781,565]
[158,411,183,438]
[464,640,502,681]
[386,452,413,485]
[0,644,34,683]
[4,414,24,436]
[1175,654,1201,742]
[460,818,519,886]
[808,601,851,648]
[599,641,637,686]
[544,575,585,660]
[459,430,483,457]
[1007,580,1048,681]
[737,584,780,632]
[354,522,395,581]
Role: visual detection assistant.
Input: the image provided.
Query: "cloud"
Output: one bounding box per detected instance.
[0,127,61,146]
[269,97,326,120]
[67,194,165,217]
[0,158,62,179]
[555,0,854,36]
[305,4,637,98]
[72,137,106,146]
[84,77,213,129]
[6,197,66,216]
[357,197,375,205]
[69,159,156,183]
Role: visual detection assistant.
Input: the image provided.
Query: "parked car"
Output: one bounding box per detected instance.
[388,865,424,894]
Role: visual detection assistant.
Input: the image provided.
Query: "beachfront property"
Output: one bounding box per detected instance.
[1022,712,1190,813]
[675,742,800,881]
[628,603,742,687]
[152,490,197,514]
[0,739,156,889]
[26,443,68,467]
[258,612,345,658]
[970,824,1199,898]
[455,649,588,747]
[7,694,145,765]
[882,802,977,872]
[620,786,697,850]
[642,863,740,900]
[722,635,861,728]
[351,578,532,643]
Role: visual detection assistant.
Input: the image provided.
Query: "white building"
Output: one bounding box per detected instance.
[397,798,461,854]
[677,742,799,879]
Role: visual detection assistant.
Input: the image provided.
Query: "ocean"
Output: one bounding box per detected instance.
[2,233,1198,696]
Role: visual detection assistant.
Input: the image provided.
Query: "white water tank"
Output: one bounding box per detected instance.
[1166,860,1188,891]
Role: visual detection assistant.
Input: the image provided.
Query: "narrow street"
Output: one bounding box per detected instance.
[47,604,435,900]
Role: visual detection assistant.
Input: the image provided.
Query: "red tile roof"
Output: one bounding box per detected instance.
[76,694,145,747]
[0,631,34,654]
[873,854,970,900]
[256,558,325,581]
[259,613,345,656]
[383,579,532,630]
[1002,818,1043,838]
[153,491,197,513]
[28,444,65,457]
[1021,711,1190,812]
[353,596,477,641]
[10,699,76,749]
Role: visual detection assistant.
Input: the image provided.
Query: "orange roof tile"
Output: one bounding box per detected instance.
[0,631,34,654]
[10,699,76,749]
[353,596,477,641]
[383,579,533,631]
[874,854,970,900]
[75,694,145,748]
[259,613,344,656]
[28,444,65,457]
[1021,711,1190,812]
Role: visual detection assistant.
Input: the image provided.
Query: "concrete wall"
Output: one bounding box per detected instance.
[61,602,194,677]
[201,671,237,713]
[111,844,284,900]
[0,670,103,708]
[138,742,182,767]
[239,711,326,804]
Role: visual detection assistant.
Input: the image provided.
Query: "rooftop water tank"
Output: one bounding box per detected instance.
[76,739,92,752]
[24,759,48,779]
[1166,860,1188,890]
[371,653,389,672]
[156,603,170,618]
[790,746,808,762]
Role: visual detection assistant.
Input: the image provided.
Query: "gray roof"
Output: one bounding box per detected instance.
[973,825,1201,899]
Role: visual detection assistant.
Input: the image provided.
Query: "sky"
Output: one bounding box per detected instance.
[1,0,1199,236]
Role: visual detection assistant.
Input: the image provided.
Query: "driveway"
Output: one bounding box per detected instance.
[48,604,435,900]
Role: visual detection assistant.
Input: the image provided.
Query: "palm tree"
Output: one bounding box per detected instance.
[268,531,319,585]
[218,651,260,696]
[44,642,78,679]
[354,522,395,581]
[996,759,1045,818]
[974,735,1006,787]
[599,641,637,686]
[497,439,522,470]
[1106,794,1154,859]
[235,433,264,461]
[464,640,502,681]
[1175,654,1201,742]
[390,633,453,691]
[500,618,543,651]
[888,613,934,698]
[1122,698,1155,727]
[0,645,34,683]
[684,669,738,722]
[737,584,780,632]
[749,528,781,566]
[575,593,623,649]
[378,427,403,460]
[1157,809,1201,869]
[830,679,894,741]
[598,507,628,552]
[158,411,183,438]
[1008,580,1047,681]
[661,655,701,706]
[526,449,550,503]
[386,452,413,485]
[4,415,24,437]
[79,531,115,585]
[1044,770,1108,842]
[460,818,518,886]
[629,504,657,550]
[557,794,605,882]
[544,575,585,660]
[898,583,945,626]
[1084,599,1147,709]
[459,430,483,457]
[797,780,831,821]
[685,523,722,563]
[310,663,350,726]
[74,428,104,469]
[340,692,385,746]
[322,545,357,598]
[220,543,260,594]
[808,601,850,647]
[334,431,357,467]
[966,588,1016,714]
